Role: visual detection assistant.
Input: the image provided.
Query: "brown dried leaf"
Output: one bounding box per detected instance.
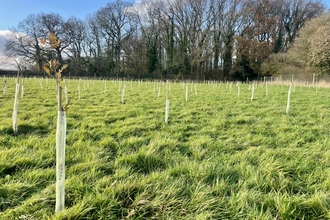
[52,39,61,49]
[43,65,51,75]
[58,64,68,74]
[40,37,46,44]
[62,64,68,70]
[50,59,60,70]
[48,32,57,43]
[48,32,60,49]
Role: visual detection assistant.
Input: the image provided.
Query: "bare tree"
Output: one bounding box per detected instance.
[40,12,73,64]
[66,17,87,76]
[282,0,324,50]
[84,14,105,77]
[96,0,136,78]
[5,14,44,73]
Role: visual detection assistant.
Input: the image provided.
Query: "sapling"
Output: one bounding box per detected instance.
[40,32,69,213]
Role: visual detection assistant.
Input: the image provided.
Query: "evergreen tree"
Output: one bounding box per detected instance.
[273,28,283,53]
[148,40,158,75]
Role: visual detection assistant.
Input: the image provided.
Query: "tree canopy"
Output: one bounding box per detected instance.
[4,0,326,79]
[262,11,330,76]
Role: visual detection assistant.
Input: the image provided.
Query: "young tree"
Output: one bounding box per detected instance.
[40,33,68,213]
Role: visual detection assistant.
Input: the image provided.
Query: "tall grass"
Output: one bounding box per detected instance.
[1,78,330,219]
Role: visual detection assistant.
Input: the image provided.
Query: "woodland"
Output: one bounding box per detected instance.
[3,0,328,80]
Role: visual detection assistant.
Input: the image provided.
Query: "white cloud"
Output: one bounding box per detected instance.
[0,30,19,70]
[0,30,11,56]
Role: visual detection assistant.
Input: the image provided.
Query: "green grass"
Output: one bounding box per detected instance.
[1,77,330,219]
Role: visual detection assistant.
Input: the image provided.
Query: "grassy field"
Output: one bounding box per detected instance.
[1,77,330,219]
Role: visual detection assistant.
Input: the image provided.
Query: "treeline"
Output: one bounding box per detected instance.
[5,0,325,80]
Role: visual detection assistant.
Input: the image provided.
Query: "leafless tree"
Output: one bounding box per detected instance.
[95,0,137,78]
[5,14,44,73]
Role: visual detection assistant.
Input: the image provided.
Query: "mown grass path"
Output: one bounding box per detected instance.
[1,78,330,219]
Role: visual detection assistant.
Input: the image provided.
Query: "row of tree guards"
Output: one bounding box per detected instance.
[1,74,315,214]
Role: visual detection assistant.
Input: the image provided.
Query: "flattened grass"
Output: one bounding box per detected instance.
[1,78,330,219]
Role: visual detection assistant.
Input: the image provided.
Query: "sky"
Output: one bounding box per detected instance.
[0,0,329,30]
[0,0,329,69]
[0,0,137,30]
[0,0,136,69]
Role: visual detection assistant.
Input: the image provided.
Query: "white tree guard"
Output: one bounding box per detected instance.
[55,110,66,213]
[251,84,255,101]
[165,100,170,124]
[286,85,292,115]
[237,83,240,97]
[21,85,24,98]
[165,81,170,124]
[3,78,6,94]
[12,84,20,133]
[121,83,126,104]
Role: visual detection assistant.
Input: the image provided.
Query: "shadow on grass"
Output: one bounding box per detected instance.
[0,124,49,136]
